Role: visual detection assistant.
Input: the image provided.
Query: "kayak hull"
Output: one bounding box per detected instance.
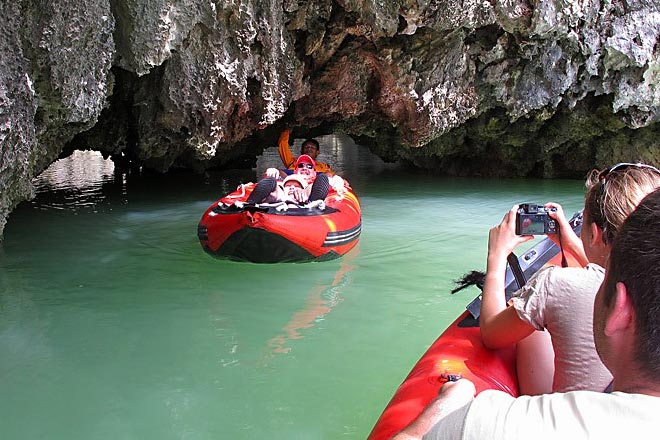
[367,312,517,440]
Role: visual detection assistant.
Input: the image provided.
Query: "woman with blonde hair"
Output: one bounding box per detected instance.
[480,163,660,395]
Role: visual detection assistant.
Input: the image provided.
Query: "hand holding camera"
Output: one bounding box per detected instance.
[487,206,535,267]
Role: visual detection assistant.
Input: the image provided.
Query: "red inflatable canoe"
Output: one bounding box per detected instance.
[197,181,361,263]
[368,213,583,439]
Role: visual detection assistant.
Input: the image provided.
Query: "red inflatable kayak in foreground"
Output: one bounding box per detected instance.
[368,213,583,439]
[197,181,361,263]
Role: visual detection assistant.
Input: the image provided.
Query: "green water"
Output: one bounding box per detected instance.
[0,141,586,439]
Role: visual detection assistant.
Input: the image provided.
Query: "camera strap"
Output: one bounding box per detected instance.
[557,225,568,267]
[506,252,527,289]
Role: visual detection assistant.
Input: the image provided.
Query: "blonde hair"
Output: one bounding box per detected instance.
[584,164,660,244]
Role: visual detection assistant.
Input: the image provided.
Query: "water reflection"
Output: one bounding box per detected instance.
[31,133,396,213]
[29,151,261,214]
[260,247,359,365]
[31,151,118,211]
[35,150,116,191]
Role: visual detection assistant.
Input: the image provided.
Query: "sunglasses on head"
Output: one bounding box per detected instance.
[297,163,314,169]
[594,162,660,241]
[598,162,660,184]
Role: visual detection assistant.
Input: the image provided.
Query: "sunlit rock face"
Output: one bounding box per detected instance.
[2,0,660,236]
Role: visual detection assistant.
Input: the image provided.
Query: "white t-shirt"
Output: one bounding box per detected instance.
[510,263,612,392]
[424,390,660,440]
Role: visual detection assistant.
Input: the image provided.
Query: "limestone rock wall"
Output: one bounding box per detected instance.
[1,0,114,236]
[2,0,660,236]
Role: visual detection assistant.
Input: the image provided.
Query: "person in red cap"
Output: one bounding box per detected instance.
[245,154,330,205]
[278,129,335,176]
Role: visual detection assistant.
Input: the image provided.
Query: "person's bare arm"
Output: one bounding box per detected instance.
[480,206,535,348]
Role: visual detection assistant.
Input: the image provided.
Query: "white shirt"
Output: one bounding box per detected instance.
[425,390,660,440]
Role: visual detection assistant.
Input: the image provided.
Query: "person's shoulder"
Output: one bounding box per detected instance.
[544,263,604,283]
[522,264,557,286]
[584,263,605,274]
[608,391,660,409]
[477,390,633,418]
[475,389,517,403]
[519,265,602,301]
[458,390,512,440]
[562,390,660,415]
[467,391,660,439]
[316,161,332,169]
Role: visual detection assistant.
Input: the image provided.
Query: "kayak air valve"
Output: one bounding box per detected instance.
[438,359,462,383]
[440,372,463,382]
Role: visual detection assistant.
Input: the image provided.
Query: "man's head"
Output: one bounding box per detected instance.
[300,138,320,159]
[593,187,660,382]
[294,154,317,178]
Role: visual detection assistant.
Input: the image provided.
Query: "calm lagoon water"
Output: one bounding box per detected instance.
[0,138,586,439]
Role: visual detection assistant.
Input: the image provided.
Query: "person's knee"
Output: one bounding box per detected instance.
[262,177,277,190]
[247,177,278,203]
[309,174,330,201]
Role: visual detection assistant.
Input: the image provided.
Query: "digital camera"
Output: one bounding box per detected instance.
[515,203,558,235]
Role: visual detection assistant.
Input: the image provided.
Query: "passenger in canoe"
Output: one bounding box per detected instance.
[245,154,331,205]
[278,128,335,176]
[392,187,660,440]
[481,163,660,394]
[279,174,311,204]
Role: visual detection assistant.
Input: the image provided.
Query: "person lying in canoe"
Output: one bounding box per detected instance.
[480,163,660,395]
[245,154,331,205]
[278,128,335,176]
[392,187,660,440]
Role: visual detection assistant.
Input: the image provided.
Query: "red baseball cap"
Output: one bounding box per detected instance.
[295,154,316,168]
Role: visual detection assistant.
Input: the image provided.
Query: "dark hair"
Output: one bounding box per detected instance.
[300,139,320,153]
[604,187,660,379]
[584,165,660,244]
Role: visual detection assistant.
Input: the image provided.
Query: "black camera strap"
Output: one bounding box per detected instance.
[557,224,568,268]
[506,252,527,289]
